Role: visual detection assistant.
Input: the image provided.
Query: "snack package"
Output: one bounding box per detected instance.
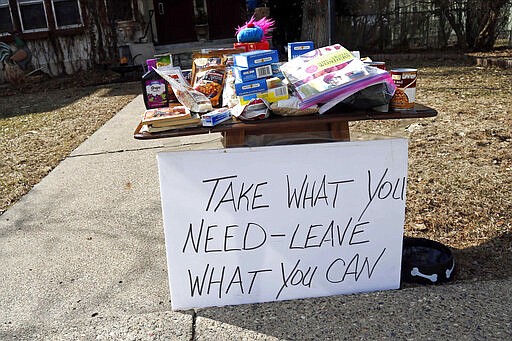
[154,68,213,113]
[191,49,244,107]
[191,48,244,83]
[181,69,192,85]
[222,68,238,108]
[270,96,319,116]
[141,105,190,125]
[232,98,271,121]
[192,65,227,107]
[155,53,173,68]
[157,66,187,103]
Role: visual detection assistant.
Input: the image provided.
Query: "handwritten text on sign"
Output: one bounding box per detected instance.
[157,139,408,310]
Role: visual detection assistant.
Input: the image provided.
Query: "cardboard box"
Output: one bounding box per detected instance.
[234,50,279,68]
[288,41,314,60]
[233,64,273,82]
[234,78,268,96]
[238,85,289,105]
[155,53,173,68]
[233,41,270,52]
[271,62,285,80]
[201,108,232,126]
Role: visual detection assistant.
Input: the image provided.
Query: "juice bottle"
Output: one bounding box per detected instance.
[142,58,168,109]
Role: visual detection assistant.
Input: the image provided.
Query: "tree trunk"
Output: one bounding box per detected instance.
[301,0,330,47]
[437,8,449,48]
[470,0,509,51]
[473,9,499,51]
[436,0,510,51]
[434,0,467,49]
[86,0,117,66]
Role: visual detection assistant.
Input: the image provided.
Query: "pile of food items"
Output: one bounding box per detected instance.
[137,16,416,134]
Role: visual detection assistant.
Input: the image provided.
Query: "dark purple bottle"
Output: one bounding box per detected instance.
[142,58,168,109]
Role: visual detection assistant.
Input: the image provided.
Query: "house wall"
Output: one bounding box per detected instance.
[29,34,92,76]
[1,0,151,84]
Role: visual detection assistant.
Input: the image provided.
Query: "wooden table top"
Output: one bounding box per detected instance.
[133,103,437,140]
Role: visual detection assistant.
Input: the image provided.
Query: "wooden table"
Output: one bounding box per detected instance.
[134,103,437,147]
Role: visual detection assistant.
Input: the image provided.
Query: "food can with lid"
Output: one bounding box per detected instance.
[390,68,417,109]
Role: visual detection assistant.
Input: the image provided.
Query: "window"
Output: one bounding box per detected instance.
[51,0,83,28]
[0,0,14,35]
[17,0,48,32]
[15,0,83,33]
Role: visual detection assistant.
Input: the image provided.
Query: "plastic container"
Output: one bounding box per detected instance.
[142,58,168,109]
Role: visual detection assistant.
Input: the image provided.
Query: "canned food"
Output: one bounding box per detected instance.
[390,68,417,109]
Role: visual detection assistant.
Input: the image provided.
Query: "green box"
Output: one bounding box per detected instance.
[155,53,173,68]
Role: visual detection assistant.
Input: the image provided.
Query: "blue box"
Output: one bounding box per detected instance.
[234,78,268,96]
[271,62,285,80]
[201,108,231,126]
[234,64,273,82]
[238,84,289,105]
[288,41,314,60]
[233,50,279,68]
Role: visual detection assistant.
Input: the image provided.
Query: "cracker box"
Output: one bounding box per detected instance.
[233,50,279,68]
[233,64,273,82]
[201,107,232,126]
[234,78,268,96]
[238,85,289,105]
[271,62,285,80]
[288,41,314,60]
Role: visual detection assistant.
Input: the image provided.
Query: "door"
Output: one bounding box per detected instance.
[153,0,196,44]
[206,0,245,40]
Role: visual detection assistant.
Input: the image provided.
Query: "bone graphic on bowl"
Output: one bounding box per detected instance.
[410,267,438,282]
[446,261,455,279]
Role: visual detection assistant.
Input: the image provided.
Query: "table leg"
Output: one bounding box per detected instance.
[223,130,246,147]
[330,121,350,141]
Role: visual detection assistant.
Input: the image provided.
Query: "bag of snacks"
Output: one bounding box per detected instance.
[191,49,244,107]
[154,68,213,113]
[232,98,271,121]
[192,65,226,107]
[222,68,238,108]
[157,66,187,103]
[270,96,319,116]
[191,49,242,83]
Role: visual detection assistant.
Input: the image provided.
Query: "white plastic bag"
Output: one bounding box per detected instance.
[154,68,213,113]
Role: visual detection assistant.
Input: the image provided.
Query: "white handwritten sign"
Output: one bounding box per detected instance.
[157,139,408,310]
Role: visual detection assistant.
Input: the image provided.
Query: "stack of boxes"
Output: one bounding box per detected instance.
[232,49,289,105]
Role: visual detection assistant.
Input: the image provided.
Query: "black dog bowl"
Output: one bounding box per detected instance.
[401,237,455,284]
